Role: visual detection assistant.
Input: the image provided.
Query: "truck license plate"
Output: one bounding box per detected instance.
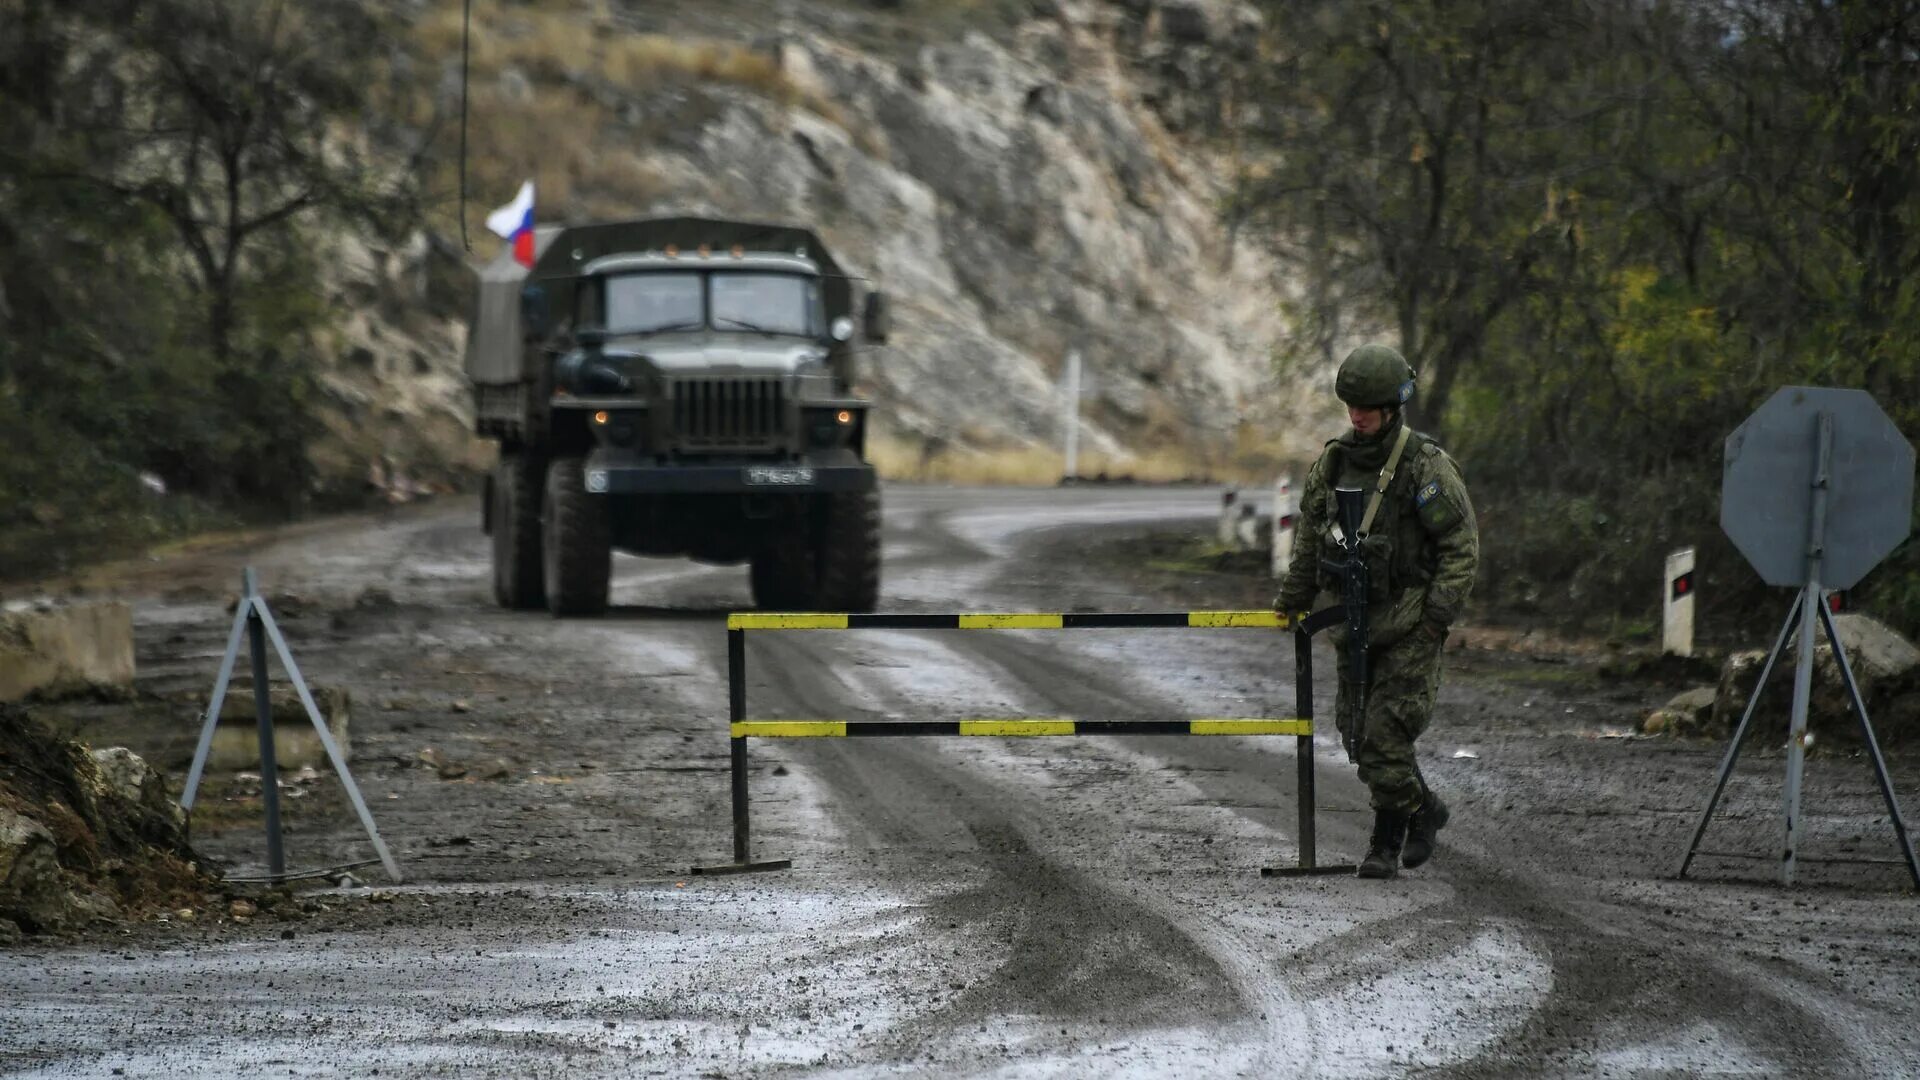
[745,466,814,486]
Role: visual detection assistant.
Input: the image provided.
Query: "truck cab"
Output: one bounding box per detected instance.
[467,218,889,616]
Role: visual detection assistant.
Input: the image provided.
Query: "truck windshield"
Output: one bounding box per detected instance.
[599,271,821,337]
[710,273,819,337]
[604,273,703,334]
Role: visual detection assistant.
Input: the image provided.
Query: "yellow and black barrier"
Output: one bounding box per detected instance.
[726,611,1290,630]
[730,718,1313,738]
[691,610,1355,878]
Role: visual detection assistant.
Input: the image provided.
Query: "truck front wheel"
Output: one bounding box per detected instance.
[491,451,546,610]
[542,457,611,616]
[750,536,817,610]
[815,488,881,613]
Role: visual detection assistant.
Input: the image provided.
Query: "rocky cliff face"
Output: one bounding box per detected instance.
[320,0,1314,490]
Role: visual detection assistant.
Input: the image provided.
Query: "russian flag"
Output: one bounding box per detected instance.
[485,180,536,268]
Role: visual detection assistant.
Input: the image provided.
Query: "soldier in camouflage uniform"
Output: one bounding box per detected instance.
[1275,345,1479,879]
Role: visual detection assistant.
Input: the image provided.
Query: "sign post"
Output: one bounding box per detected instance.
[1678,387,1918,887]
[1061,349,1082,482]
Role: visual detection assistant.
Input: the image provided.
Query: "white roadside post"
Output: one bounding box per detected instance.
[1662,547,1696,657]
[1061,349,1082,482]
[1218,491,1239,546]
[1235,502,1260,551]
[1272,476,1297,579]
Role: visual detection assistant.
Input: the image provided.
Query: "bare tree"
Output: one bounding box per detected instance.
[1235,0,1615,434]
[68,0,408,363]
[1,0,422,508]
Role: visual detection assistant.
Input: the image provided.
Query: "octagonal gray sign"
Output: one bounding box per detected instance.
[1722,386,1914,589]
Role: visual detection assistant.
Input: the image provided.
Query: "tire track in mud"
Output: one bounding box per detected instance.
[974,513,1891,1076]
[739,629,1248,1051]
[947,626,1869,1076]
[49,487,1909,1077]
[430,489,1868,1074]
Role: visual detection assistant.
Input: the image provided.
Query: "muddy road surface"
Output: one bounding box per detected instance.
[4,486,1918,1078]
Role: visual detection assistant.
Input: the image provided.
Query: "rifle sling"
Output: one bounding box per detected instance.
[1358,424,1412,537]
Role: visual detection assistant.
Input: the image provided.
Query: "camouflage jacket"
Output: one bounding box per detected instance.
[1274,424,1479,645]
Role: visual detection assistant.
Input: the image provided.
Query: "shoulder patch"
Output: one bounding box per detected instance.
[1421,442,1441,456]
[1416,479,1442,507]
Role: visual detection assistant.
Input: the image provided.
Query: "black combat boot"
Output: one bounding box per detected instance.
[1401,792,1450,870]
[1356,809,1408,879]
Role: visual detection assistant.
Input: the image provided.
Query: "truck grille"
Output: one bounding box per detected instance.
[669,378,785,447]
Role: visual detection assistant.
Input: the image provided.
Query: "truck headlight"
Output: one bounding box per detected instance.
[592,409,639,447]
[806,408,857,447]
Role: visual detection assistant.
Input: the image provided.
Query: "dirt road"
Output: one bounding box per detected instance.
[4,486,1916,1078]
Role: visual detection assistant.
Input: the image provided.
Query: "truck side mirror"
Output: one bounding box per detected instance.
[520,285,550,341]
[863,290,891,344]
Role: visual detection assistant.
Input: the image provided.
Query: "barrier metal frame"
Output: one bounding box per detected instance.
[691,610,1355,877]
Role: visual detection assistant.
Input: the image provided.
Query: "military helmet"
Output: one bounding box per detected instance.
[1335,344,1416,409]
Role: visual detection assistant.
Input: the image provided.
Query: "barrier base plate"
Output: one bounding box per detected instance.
[1261,863,1360,877]
[690,859,793,876]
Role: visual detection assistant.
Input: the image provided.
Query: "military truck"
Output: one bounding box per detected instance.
[466,217,889,616]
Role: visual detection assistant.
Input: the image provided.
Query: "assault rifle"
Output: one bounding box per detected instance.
[1321,486,1371,760]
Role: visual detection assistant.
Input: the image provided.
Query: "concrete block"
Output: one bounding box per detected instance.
[0,603,135,703]
[205,682,352,772]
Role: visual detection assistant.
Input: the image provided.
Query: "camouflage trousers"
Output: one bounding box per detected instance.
[1336,630,1445,814]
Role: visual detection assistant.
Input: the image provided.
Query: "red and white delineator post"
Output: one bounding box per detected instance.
[1663,547,1695,657]
[1271,476,1298,578]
